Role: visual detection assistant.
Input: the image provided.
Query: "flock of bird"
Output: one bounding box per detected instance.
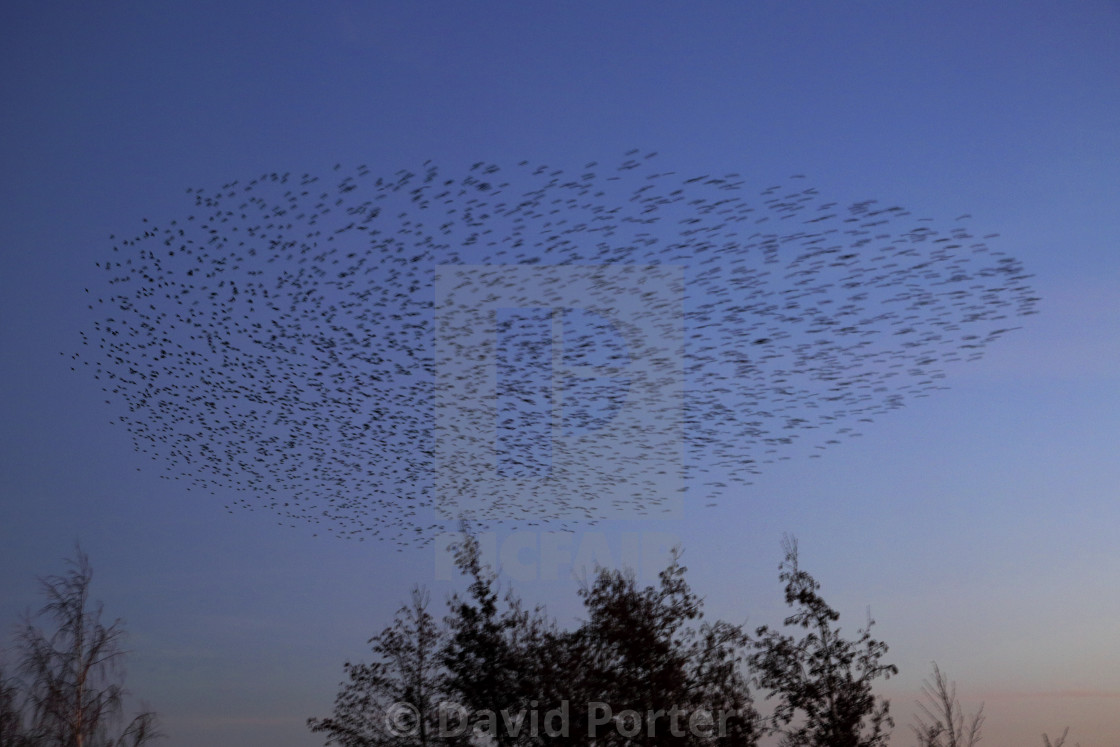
[75,151,1039,544]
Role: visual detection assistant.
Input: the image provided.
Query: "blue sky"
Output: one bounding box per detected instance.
[2,2,1119,745]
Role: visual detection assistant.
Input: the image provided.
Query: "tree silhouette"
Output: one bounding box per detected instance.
[0,659,32,747]
[3,546,160,747]
[575,550,759,745]
[308,587,446,746]
[749,536,896,747]
[310,533,906,747]
[439,532,531,746]
[911,663,984,747]
[1042,727,1078,747]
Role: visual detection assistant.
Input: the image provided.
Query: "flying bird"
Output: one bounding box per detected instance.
[74,154,1039,545]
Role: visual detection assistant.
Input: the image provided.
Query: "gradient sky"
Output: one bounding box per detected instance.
[2,2,1119,745]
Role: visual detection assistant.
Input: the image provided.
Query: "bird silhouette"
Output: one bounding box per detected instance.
[73,154,1039,545]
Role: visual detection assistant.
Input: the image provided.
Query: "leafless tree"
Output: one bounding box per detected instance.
[1042,727,1078,747]
[12,545,160,746]
[1,656,33,746]
[911,663,984,747]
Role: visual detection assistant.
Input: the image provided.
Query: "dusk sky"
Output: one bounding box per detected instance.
[2,3,1119,746]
